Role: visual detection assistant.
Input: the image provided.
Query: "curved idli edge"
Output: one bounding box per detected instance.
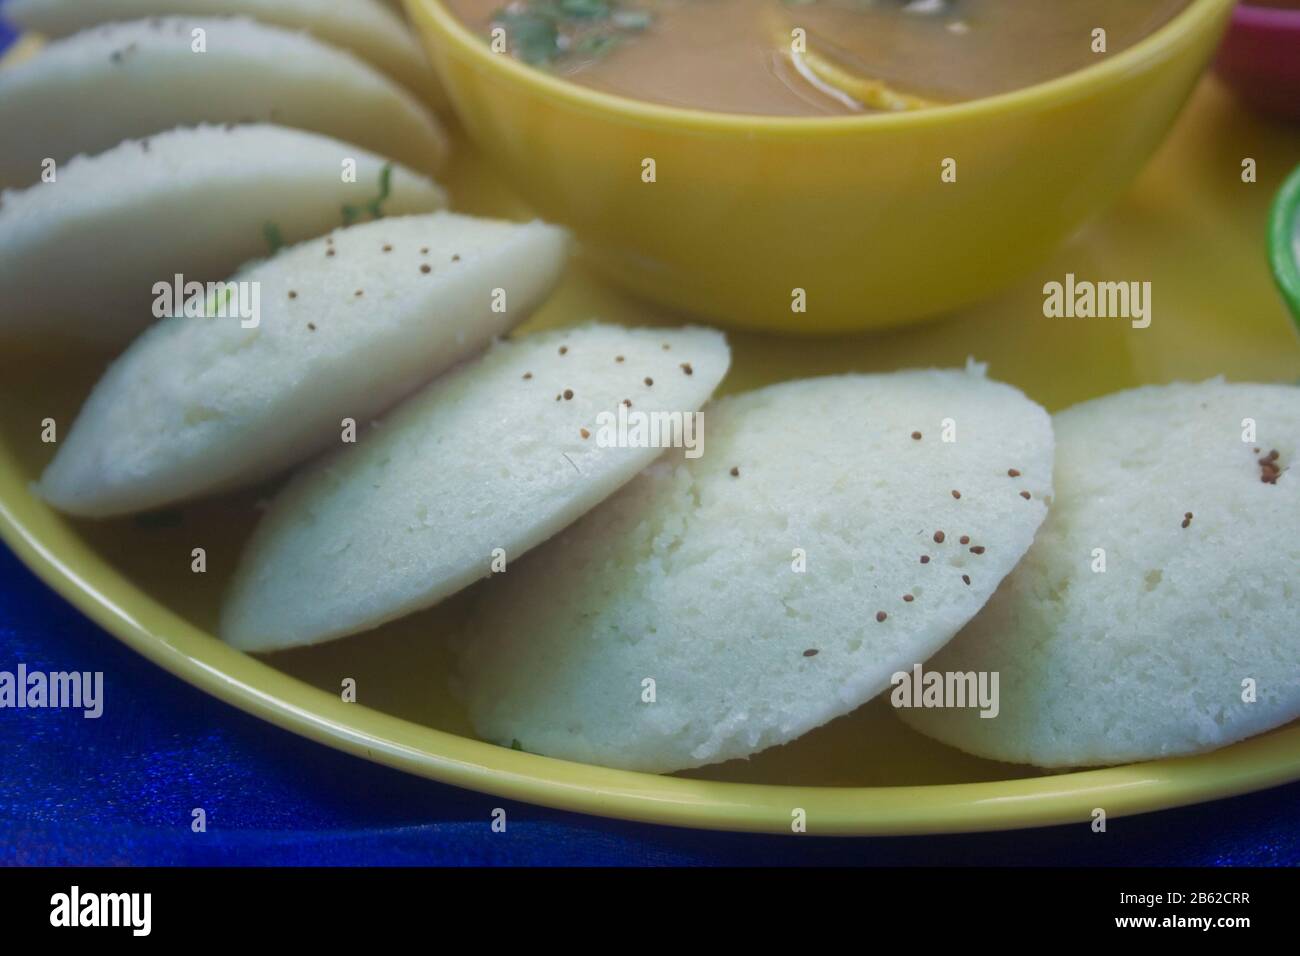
[2,0,443,108]
[0,16,447,189]
[0,124,446,347]
[901,380,1300,769]
[219,323,732,653]
[38,212,569,517]
[456,366,1055,773]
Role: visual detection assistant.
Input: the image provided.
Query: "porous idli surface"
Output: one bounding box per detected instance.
[220,323,731,652]
[901,380,1300,768]
[0,124,445,346]
[456,367,1055,773]
[3,0,439,106]
[39,212,568,517]
[0,17,446,188]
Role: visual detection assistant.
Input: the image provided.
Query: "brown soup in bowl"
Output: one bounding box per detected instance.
[447,0,1192,116]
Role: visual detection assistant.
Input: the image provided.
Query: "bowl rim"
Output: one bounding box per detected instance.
[410,0,1234,133]
[1269,163,1300,331]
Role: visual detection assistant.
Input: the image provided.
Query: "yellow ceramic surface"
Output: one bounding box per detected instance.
[408,0,1236,334]
[1,48,1298,832]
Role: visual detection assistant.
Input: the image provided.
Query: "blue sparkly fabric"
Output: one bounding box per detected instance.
[1,15,1297,867]
[4,542,1299,866]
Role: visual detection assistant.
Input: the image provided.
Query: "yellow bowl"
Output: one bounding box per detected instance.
[408,0,1235,334]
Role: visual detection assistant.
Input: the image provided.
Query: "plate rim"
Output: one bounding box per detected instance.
[3,448,1299,837]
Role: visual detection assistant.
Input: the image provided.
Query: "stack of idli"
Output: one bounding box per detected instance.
[0,3,453,347]
[1,2,593,546]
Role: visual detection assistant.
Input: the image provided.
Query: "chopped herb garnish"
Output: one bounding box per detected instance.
[497,8,560,65]
[492,0,651,67]
[342,163,395,226]
[573,31,622,58]
[263,221,285,254]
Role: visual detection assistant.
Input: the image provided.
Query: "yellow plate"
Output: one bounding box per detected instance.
[2,71,1299,835]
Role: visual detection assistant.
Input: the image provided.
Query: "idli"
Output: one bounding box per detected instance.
[0,16,446,188]
[0,124,445,347]
[219,323,732,652]
[2,0,441,106]
[900,380,1300,768]
[39,212,568,517]
[456,367,1055,773]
